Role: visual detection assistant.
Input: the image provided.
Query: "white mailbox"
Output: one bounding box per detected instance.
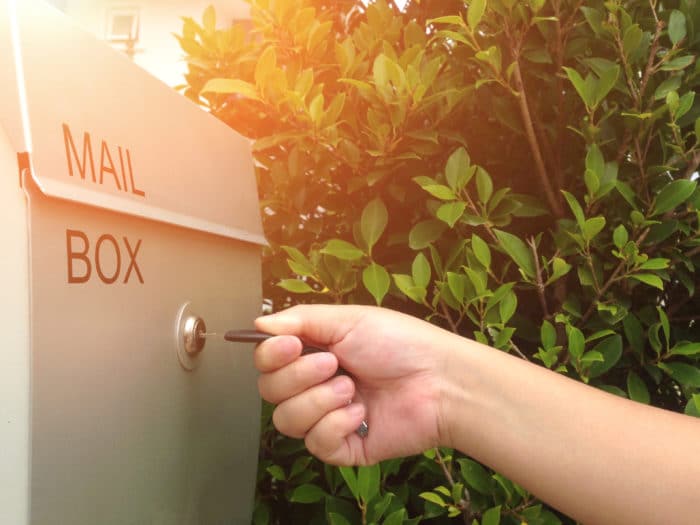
[0,1,265,523]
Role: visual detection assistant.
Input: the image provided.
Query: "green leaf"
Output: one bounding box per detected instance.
[309,94,324,125]
[471,234,491,268]
[328,512,352,525]
[363,263,390,306]
[622,24,643,59]
[467,0,486,30]
[548,257,571,284]
[338,466,358,500]
[322,239,365,261]
[562,191,585,228]
[656,306,671,348]
[419,492,446,507]
[266,464,286,481]
[494,229,535,278]
[445,147,473,190]
[457,458,493,495]
[670,342,700,356]
[629,273,664,290]
[476,167,493,203]
[409,220,447,250]
[627,371,650,404]
[581,350,604,364]
[255,46,277,87]
[582,216,606,241]
[412,253,432,288]
[499,290,517,323]
[653,179,696,215]
[668,10,687,45]
[278,279,314,293]
[567,325,585,360]
[654,76,682,101]
[623,313,645,355]
[382,509,407,525]
[482,505,501,525]
[427,15,465,27]
[447,272,468,304]
[201,78,261,100]
[361,198,388,253]
[584,169,600,197]
[588,335,622,379]
[393,274,426,303]
[475,46,501,72]
[357,464,380,503]
[563,67,593,108]
[660,55,695,71]
[685,395,700,417]
[290,483,326,503]
[616,181,638,209]
[676,91,695,120]
[465,267,487,295]
[595,65,619,106]
[613,224,628,250]
[541,320,556,349]
[581,6,603,34]
[418,183,457,200]
[586,329,616,343]
[202,5,216,33]
[437,202,467,227]
[639,258,670,270]
[659,362,700,387]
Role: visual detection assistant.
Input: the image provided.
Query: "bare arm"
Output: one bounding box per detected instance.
[255,305,700,525]
[442,340,700,525]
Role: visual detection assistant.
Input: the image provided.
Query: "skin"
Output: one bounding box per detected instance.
[255,304,700,525]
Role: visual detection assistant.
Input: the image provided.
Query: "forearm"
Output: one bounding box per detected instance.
[442,340,700,524]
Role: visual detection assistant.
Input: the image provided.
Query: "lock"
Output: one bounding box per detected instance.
[174,302,207,371]
[183,315,207,356]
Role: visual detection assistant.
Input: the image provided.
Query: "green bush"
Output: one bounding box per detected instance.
[178,0,700,523]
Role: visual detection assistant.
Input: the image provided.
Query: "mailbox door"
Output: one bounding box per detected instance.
[26,174,262,524]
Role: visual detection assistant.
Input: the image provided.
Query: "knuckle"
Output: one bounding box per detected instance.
[257,374,280,404]
[272,405,304,439]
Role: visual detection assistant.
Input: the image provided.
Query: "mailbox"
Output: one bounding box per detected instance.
[0,1,265,523]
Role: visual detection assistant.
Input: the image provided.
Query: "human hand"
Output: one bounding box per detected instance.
[254,304,466,466]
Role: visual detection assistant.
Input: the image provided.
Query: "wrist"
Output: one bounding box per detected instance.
[436,334,486,450]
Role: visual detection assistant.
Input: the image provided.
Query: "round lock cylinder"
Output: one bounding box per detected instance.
[175,302,208,370]
[183,315,207,356]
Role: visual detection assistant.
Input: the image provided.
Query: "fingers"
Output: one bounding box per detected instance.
[272,375,356,438]
[255,304,368,347]
[254,335,303,373]
[258,350,338,404]
[305,403,367,466]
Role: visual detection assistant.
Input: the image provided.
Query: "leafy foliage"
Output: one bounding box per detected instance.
[179,0,700,523]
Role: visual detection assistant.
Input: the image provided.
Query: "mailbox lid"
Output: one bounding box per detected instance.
[10,0,265,245]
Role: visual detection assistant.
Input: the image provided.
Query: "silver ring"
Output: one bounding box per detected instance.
[356,420,369,438]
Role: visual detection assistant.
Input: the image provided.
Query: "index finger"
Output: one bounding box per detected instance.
[254,304,368,347]
[254,335,303,373]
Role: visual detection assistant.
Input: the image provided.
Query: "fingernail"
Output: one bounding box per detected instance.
[333,378,352,395]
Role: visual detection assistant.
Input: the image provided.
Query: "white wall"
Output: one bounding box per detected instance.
[60,0,249,87]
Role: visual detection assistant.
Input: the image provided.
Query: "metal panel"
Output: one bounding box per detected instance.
[12,0,265,245]
[0,125,31,525]
[0,0,266,522]
[25,174,261,524]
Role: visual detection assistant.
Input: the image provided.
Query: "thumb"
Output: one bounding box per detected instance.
[255,304,368,347]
